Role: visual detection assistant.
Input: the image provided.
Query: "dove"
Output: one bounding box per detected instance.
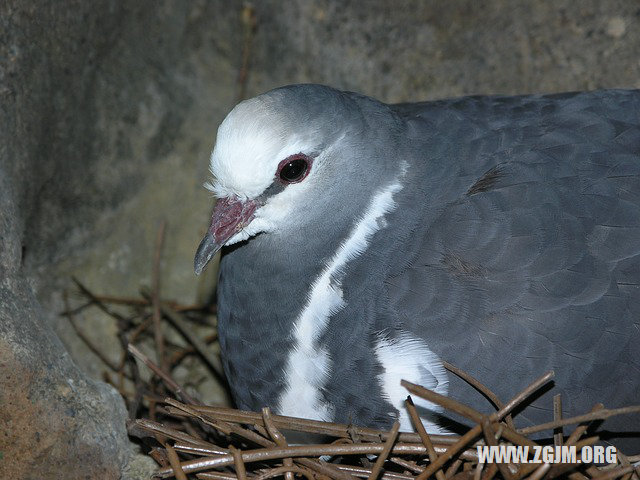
[195,85,640,448]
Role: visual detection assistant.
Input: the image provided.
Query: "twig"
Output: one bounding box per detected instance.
[155,443,477,478]
[71,277,144,417]
[335,464,415,480]
[297,458,356,480]
[230,446,248,480]
[518,405,640,435]
[236,3,257,102]
[197,472,240,480]
[140,287,226,381]
[496,371,555,420]
[164,403,459,445]
[443,361,515,430]
[262,407,294,480]
[480,463,498,480]
[481,418,513,480]
[168,332,219,367]
[152,220,167,371]
[61,294,215,314]
[545,404,605,480]
[74,295,149,308]
[165,443,188,480]
[405,396,446,480]
[416,371,555,480]
[368,422,400,480]
[389,457,424,474]
[566,404,604,446]
[173,443,229,456]
[553,394,563,446]
[128,344,200,405]
[527,463,551,480]
[71,277,132,324]
[131,418,219,449]
[63,291,126,375]
[402,380,484,424]
[255,465,316,480]
[445,459,463,479]
[591,465,640,480]
[474,459,484,480]
[168,398,273,446]
[168,400,356,480]
[617,451,640,480]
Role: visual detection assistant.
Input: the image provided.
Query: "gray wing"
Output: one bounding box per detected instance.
[385,91,640,443]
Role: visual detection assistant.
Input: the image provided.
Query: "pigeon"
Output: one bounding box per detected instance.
[195,84,640,448]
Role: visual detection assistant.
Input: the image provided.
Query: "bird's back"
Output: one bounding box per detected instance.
[383,90,640,444]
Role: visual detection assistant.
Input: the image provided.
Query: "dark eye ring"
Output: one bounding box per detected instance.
[277,154,311,184]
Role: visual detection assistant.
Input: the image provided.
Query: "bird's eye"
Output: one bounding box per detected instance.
[277,155,311,184]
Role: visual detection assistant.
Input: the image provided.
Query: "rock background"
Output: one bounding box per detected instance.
[1,1,638,478]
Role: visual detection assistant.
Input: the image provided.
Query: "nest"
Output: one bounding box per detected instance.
[62,228,640,480]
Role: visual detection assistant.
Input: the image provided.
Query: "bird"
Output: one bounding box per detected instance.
[194,84,640,449]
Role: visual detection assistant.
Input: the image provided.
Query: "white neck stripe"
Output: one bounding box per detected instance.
[277,168,407,421]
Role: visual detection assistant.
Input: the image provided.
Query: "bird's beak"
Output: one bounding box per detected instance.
[194,196,258,275]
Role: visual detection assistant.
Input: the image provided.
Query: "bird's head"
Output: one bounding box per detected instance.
[194,84,401,275]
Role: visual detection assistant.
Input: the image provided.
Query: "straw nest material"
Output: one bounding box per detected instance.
[63,227,640,480]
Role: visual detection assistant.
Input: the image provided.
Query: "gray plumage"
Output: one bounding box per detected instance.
[196,85,640,450]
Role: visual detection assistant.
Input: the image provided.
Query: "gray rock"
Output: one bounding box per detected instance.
[0,272,132,479]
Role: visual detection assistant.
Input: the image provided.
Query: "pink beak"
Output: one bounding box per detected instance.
[194,196,258,275]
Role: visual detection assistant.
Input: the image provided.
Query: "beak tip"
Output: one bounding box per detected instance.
[194,233,219,276]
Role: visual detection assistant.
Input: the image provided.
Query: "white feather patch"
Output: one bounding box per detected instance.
[277,175,406,421]
[206,97,318,199]
[374,333,449,433]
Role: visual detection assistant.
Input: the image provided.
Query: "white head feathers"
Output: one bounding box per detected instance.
[206,97,317,200]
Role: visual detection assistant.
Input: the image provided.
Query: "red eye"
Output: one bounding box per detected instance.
[277,154,311,184]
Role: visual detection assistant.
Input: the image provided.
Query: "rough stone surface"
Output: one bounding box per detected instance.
[0,276,130,479]
[1,0,639,478]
